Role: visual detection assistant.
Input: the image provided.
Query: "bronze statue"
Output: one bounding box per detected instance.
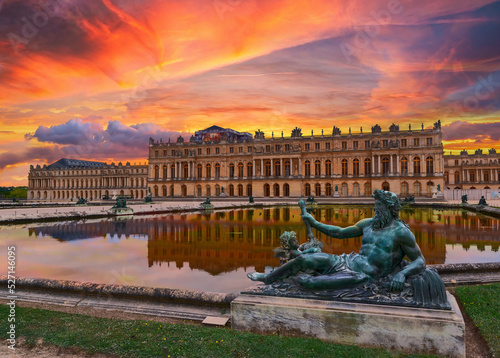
[461,194,468,204]
[248,190,425,292]
[478,196,488,206]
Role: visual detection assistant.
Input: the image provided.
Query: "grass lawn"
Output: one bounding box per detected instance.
[455,283,500,357]
[0,305,440,358]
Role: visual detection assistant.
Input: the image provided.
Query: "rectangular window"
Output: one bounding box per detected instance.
[315,143,320,150]
[163,150,168,156]
[353,141,358,149]
[382,140,388,147]
[230,147,234,153]
[304,143,310,151]
[184,149,189,155]
[455,159,459,165]
[154,150,159,157]
[401,139,407,147]
[207,148,211,155]
[197,148,202,155]
[427,137,432,146]
[248,146,252,152]
[325,142,330,150]
[215,147,219,154]
[342,141,347,149]
[414,138,420,146]
[275,144,280,152]
[266,145,270,152]
[171,150,175,156]
[239,146,243,153]
[365,140,370,148]
[285,144,290,151]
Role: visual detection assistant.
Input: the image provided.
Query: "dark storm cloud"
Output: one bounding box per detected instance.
[442,120,500,141]
[25,118,189,161]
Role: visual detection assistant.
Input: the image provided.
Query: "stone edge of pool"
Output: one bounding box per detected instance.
[2,262,500,305]
[1,199,500,224]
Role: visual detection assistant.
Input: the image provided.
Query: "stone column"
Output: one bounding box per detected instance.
[188,161,191,179]
[253,160,256,177]
[299,158,302,176]
[378,156,381,175]
[371,155,375,174]
[390,155,393,174]
[280,158,283,177]
[261,159,264,177]
[397,154,400,175]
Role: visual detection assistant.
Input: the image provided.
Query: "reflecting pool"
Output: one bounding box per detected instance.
[1,206,499,293]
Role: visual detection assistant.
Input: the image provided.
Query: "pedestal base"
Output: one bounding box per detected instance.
[231,291,464,357]
[333,191,340,197]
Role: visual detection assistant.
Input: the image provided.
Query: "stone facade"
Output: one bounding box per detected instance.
[148,122,445,198]
[28,158,148,202]
[444,149,500,190]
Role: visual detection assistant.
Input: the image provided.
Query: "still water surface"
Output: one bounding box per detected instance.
[1,206,499,293]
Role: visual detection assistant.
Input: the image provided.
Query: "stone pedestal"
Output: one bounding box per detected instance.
[432,191,444,199]
[333,191,340,197]
[231,292,464,358]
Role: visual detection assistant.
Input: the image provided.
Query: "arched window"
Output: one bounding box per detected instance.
[325,183,332,196]
[364,159,371,175]
[325,160,332,176]
[238,184,243,196]
[206,185,211,197]
[247,163,253,177]
[426,156,434,174]
[342,183,348,196]
[238,162,244,177]
[183,163,189,179]
[401,182,409,196]
[305,161,311,176]
[154,165,159,179]
[283,183,290,197]
[341,159,348,176]
[284,161,291,176]
[274,183,280,197]
[229,184,234,196]
[154,185,158,197]
[163,165,168,179]
[263,184,270,197]
[414,182,421,195]
[454,171,460,184]
[229,163,235,178]
[353,159,360,176]
[484,170,490,182]
[401,157,408,175]
[215,163,221,178]
[315,183,321,196]
[170,164,175,179]
[274,161,281,177]
[353,183,360,196]
[444,172,449,183]
[197,185,202,197]
[197,164,202,179]
[305,183,311,196]
[265,161,271,176]
[469,170,475,182]
[162,185,167,197]
[413,157,421,174]
[364,182,371,196]
[382,157,390,175]
[215,184,220,196]
[382,182,390,191]
[246,184,252,197]
[181,185,187,197]
[426,181,433,196]
[314,160,321,176]
[206,164,212,179]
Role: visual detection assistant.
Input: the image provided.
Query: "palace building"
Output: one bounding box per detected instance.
[444,149,500,190]
[28,158,148,201]
[147,121,445,198]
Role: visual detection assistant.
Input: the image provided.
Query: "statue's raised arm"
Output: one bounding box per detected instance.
[300,201,367,239]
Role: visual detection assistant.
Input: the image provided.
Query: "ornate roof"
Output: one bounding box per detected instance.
[46,158,107,169]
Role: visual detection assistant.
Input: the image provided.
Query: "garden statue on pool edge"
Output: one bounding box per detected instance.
[248,190,426,292]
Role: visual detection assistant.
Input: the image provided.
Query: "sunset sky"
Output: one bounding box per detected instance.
[1,0,500,185]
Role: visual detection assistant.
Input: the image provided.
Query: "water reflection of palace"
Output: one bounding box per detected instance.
[29,207,500,273]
